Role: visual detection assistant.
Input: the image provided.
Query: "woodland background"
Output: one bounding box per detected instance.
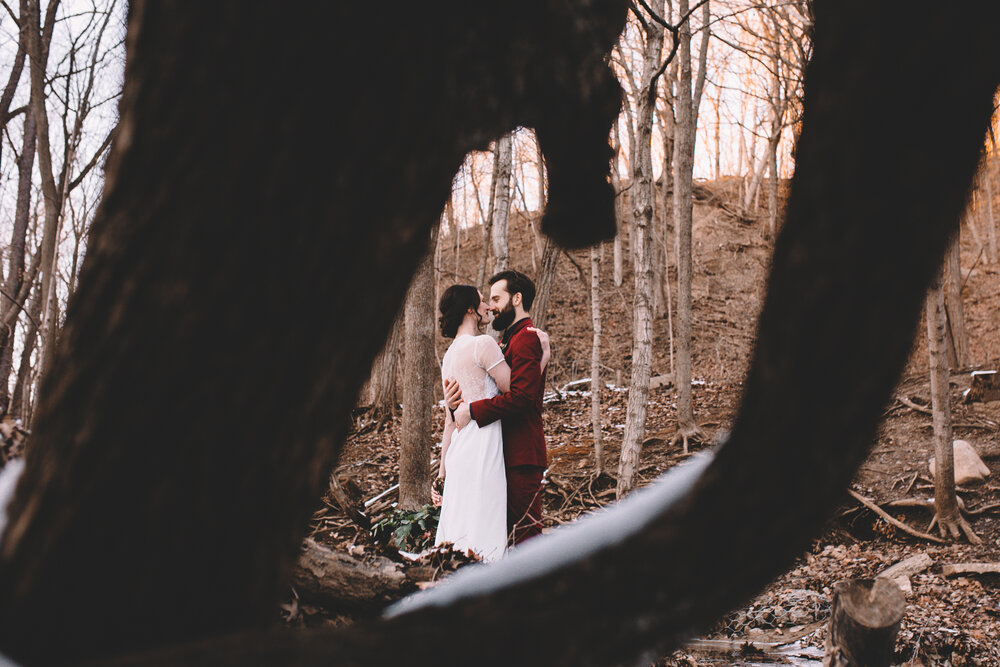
[2,1,1000,665]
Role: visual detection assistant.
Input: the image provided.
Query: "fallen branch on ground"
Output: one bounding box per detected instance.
[896,395,932,415]
[847,489,945,544]
[941,562,1000,576]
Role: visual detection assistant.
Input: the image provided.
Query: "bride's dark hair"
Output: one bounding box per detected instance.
[439,284,480,338]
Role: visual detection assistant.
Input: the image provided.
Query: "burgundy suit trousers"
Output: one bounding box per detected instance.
[507,465,544,545]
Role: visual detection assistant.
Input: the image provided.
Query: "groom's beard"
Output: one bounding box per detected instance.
[491,303,516,332]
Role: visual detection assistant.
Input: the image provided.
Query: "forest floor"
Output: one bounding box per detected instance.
[311,178,1000,666]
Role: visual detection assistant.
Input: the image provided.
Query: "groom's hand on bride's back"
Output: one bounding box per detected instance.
[454,403,472,429]
[443,378,463,410]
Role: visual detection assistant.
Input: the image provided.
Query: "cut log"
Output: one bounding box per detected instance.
[940,562,1000,577]
[292,539,411,608]
[876,553,932,595]
[877,553,933,581]
[823,579,905,667]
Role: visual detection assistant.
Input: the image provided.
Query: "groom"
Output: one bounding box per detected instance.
[448,270,547,545]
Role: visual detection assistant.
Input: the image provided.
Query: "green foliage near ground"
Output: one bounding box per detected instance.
[371,505,440,552]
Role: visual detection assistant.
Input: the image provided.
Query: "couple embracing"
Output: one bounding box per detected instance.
[432,270,549,562]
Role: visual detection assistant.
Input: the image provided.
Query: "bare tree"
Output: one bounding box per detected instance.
[590,245,604,475]
[4,0,120,417]
[617,0,664,498]
[925,266,979,543]
[399,227,440,509]
[942,233,969,368]
[492,134,513,274]
[529,238,559,331]
[670,0,702,452]
[23,0,63,400]
[369,315,403,418]
[611,123,625,287]
[474,148,499,287]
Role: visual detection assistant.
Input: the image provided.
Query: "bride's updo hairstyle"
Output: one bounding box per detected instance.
[439,284,480,338]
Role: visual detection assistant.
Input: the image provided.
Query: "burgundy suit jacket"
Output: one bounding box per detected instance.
[469,317,547,468]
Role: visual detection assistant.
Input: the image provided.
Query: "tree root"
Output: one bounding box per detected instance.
[669,423,704,455]
[847,489,945,544]
[927,511,982,545]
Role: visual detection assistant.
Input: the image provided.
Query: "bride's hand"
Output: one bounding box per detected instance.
[443,378,463,411]
[527,327,551,371]
[431,476,444,506]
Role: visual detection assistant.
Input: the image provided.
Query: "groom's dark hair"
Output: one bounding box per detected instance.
[489,270,535,311]
[438,284,481,338]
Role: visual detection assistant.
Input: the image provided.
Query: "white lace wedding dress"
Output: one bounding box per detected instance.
[435,334,507,562]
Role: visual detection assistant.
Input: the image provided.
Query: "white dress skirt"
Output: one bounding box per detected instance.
[435,334,508,562]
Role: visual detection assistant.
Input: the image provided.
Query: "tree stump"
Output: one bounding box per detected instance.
[823,578,905,667]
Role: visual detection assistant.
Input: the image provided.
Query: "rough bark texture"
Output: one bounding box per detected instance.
[477,148,500,287]
[292,540,410,609]
[530,238,559,332]
[590,246,604,475]
[926,268,976,543]
[616,0,662,498]
[611,125,625,287]
[369,314,402,418]
[399,229,438,510]
[983,166,997,264]
[823,579,904,667]
[492,134,513,275]
[672,0,699,450]
[943,233,969,368]
[0,1,997,665]
[0,2,626,662]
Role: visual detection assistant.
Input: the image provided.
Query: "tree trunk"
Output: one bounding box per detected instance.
[943,232,969,368]
[659,100,676,376]
[612,124,624,287]
[590,246,604,475]
[24,0,62,399]
[492,133,513,275]
[982,163,997,264]
[927,266,977,543]
[369,313,403,417]
[531,237,559,331]
[616,0,662,498]
[671,0,700,452]
[399,227,439,510]
[823,578,905,667]
[0,109,38,407]
[691,1,710,149]
[477,147,500,287]
[9,281,42,423]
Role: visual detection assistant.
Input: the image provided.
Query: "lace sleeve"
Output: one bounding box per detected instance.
[474,335,505,371]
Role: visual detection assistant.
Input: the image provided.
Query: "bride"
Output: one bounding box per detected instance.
[433,284,548,561]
